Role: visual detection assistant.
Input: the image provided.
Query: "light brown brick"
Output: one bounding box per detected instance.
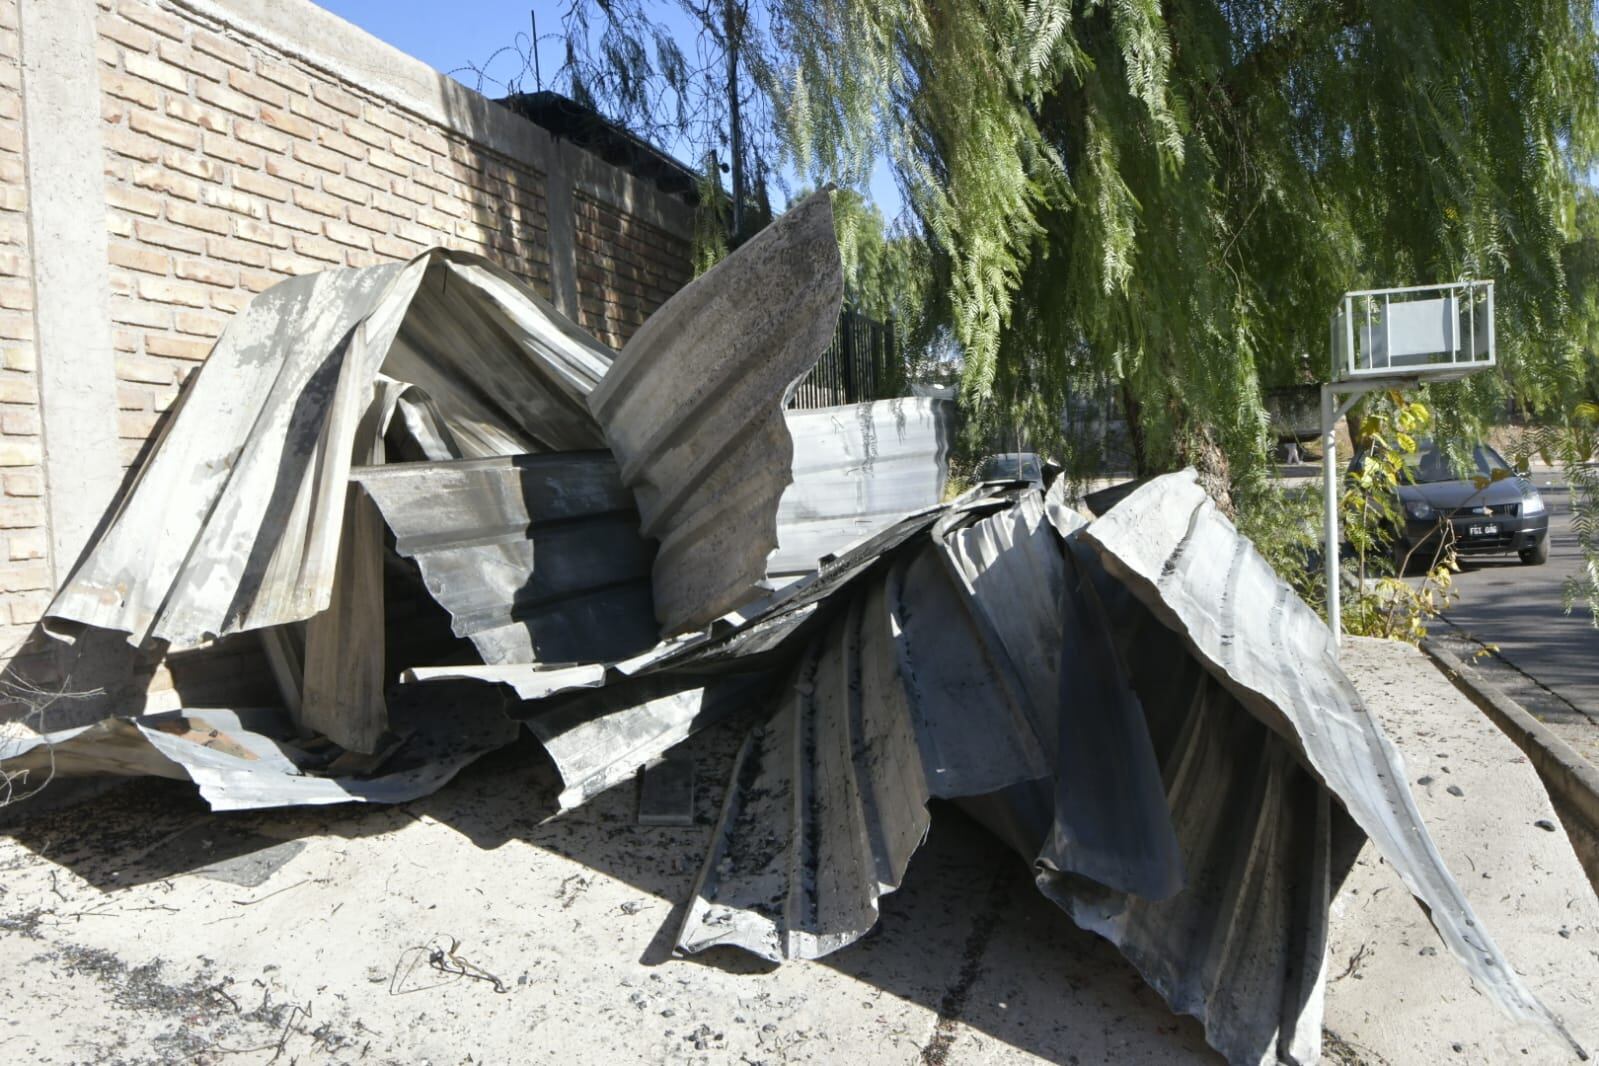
[110,296,171,328]
[291,140,342,174]
[191,28,250,68]
[263,252,314,278]
[204,234,270,267]
[0,563,50,593]
[0,378,35,403]
[166,201,231,236]
[0,314,32,342]
[0,498,45,528]
[229,68,288,109]
[211,289,251,314]
[104,72,159,109]
[392,137,436,168]
[346,204,392,233]
[144,333,213,360]
[234,121,292,155]
[157,39,225,81]
[267,202,321,234]
[8,531,45,561]
[286,92,343,129]
[234,269,275,292]
[128,109,199,150]
[106,184,163,218]
[412,126,450,157]
[0,283,29,312]
[174,310,226,337]
[2,470,41,499]
[344,161,390,192]
[342,117,389,151]
[291,233,343,263]
[258,105,314,141]
[173,258,236,287]
[389,179,431,207]
[196,79,256,119]
[132,164,200,201]
[393,219,436,246]
[164,95,231,133]
[264,153,317,188]
[201,131,263,168]
[321,172,371,205]
[371,233,419,260]
[323,219,368,250]
[233,218,289,249]
[0,438,38,466]
[137,275,211,308]
[200,185,264,219]
[118,409,161,437]
[124,51,186,94]
[116,0,185,41]
[414,205,453,232]
[362,105,410,138]
[312,82,361,117]
[317,129,368,163]
[98,12,156,53]
[368,147,409,177]
[254,58,311,97]
[161,148,222,182]
[108,243,170,276]
[232,169,290,202]
[0,409,36,436]
[118,353,177,385]
[291,186,344,218]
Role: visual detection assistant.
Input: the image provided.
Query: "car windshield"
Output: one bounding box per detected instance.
[977,454,1042,482]
[1400,439,1515,485]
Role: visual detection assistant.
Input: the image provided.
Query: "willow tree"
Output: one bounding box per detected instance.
[767,1,1599,499]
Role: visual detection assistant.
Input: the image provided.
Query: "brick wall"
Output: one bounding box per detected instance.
[0,0,49,656]
[96,0,558,468]
[574,191,692,350]
[1,0,695,705]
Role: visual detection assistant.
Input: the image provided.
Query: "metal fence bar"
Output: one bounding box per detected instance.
[789,306,903,410]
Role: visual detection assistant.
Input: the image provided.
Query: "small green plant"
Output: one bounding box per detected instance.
[1237,394,1459,644]
[1337,396,1460,642]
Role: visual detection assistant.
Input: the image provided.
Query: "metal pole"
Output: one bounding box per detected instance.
[1322,383,1341,648]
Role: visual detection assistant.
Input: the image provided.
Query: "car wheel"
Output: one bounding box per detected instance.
[1519,538,1549,566]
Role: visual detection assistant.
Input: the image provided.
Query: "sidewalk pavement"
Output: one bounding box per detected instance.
[0,637,1593,1065]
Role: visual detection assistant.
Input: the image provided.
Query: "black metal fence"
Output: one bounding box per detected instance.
[789,306,901,410]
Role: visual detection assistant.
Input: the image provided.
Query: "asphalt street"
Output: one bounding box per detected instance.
[1428,480,1599,727]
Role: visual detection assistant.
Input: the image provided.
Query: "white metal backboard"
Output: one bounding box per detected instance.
[1330,281,1494,383]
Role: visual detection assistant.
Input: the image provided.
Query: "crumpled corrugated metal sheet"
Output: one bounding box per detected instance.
[1015,542,1335,1065]
[405,492,1018,813]
[45,251,612,650]
[770,398,951,579]
[1078,469,1580,1059]
[0,687,516,812]
[354,452,657,667]
[588,190,843,636]
[676,492,1063,960]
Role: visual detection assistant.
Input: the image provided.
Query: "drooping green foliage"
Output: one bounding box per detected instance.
[769,0,1599,493]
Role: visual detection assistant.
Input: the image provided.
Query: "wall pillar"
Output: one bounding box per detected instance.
[544,142,580,321]
[17,0,122,582]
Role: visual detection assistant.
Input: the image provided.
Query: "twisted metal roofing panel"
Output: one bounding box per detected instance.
[588,191,843,635]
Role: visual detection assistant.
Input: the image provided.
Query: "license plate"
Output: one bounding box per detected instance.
[1468,524,1499,537]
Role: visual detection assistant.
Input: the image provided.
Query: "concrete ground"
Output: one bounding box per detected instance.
[0,637,1595,1065]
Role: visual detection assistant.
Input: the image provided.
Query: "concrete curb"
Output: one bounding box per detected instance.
[1421,637,1599,893]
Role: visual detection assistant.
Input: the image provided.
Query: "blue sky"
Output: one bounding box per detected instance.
[319,0,902,216]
